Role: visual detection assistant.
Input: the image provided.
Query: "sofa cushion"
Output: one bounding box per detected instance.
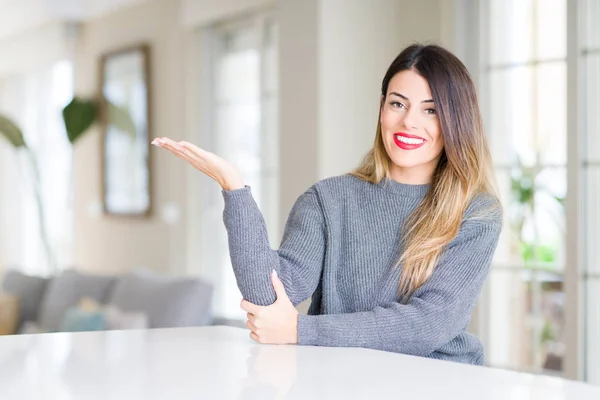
[38,270,116,332]
[2,269,48,326]
[107,270,213,328]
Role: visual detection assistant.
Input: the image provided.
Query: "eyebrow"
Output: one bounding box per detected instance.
[389,92,434,104]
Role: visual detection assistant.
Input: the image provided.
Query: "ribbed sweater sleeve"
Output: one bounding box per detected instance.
[297,217,502,355]
[222,186,325,307]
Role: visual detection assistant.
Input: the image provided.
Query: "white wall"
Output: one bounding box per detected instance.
[318,0,444,180]
[181,0,274,27]
[277,0,321,231]
[0,22,74,77]
[72,0,188,274]
[1,0,463,279]
[72,0,276,276]
[0,20,77,273]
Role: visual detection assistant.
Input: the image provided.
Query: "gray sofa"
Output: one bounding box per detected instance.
[1,268,214,334]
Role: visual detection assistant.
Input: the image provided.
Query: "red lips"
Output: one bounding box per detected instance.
[393,132,426,150]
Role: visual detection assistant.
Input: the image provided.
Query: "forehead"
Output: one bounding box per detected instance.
[386,69,432,100]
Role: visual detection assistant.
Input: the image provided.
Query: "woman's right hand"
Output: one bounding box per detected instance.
[151,137,245,191]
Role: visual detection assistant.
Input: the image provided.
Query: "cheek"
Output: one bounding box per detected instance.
[380,109,400,129]
[427,120,443,145]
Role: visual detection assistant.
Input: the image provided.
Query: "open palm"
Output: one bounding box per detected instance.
[152,137,244,191]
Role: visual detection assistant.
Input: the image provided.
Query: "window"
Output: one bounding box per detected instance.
[580,0,600,385]
[481,0,568,375]
[0,61,74,275]
[199,14,278,320]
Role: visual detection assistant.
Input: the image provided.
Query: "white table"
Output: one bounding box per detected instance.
[0,326,598,399]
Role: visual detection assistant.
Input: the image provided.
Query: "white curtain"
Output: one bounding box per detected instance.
[0,61,74,275]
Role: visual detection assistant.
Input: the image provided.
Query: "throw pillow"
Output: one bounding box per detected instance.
[59,307,107,332]
[38,270,116,332]
[61,297,148,332]
[1,270,48,328]
[0,293,19,335]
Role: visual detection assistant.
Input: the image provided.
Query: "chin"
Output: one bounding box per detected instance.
[386,149,425,168]
[389,158,423,169]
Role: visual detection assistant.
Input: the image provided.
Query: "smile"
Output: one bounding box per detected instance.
[393,133,426,150]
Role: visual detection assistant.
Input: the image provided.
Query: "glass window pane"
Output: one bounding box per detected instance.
[583,166,600,384]
[536,270,565,373]
[582,26,600,381]
[486,268,565,373]
[536,0,566,60]
[216,46,259,103]
[584,166,600,277]
[519,166,566,268]
[582,0,600,50]
[0,62,73,273]
[201,17,279,321]
[585,278,600,384]
[489,0,534,65]
[489,63,566,167]
[489,66,535,166]
[486,268,532,370]
[583,54,600,164]
[486,0,569,378]
[493,169,518,266]
[215,102,261,173]
[536,62,566,165]
[489,0,566,65]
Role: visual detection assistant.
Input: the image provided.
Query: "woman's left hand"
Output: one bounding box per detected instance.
[241,271,299,345]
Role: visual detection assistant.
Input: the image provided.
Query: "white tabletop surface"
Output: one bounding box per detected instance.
[0,326,598,400]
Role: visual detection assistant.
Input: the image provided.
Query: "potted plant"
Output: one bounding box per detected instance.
[0,97,97,273]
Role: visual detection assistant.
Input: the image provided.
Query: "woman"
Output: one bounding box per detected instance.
[152,43,502,365]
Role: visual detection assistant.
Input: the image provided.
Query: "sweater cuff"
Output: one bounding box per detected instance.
[297,314,319,346]
[221,185,252,200]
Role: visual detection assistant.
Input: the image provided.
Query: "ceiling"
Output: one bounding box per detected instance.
[0,0,150,40]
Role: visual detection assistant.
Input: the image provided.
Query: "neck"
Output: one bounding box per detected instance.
[389,164,435,185]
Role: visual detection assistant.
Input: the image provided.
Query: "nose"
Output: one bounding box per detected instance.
[403,106,419,130]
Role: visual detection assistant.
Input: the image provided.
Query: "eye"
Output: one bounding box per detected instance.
[390,101,407,109]
[424,108,437,115]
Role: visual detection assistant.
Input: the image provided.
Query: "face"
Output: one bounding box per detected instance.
[380,69,444,184]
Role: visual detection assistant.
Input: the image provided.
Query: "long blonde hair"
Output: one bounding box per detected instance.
[352,44,499,301]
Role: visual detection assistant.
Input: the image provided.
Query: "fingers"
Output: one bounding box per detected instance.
[152,138,198,160]
[240,299,261,315]
[152,138,188,161]
[250,331,260,343]
[153,138,208,161]
[245,312,261,343]
[152,137,181,151]
[179,140,209,157]
[246,319,258,332]
[152,137,222,182]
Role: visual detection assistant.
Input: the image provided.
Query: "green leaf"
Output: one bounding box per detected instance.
[108,101,137,141]
[62,97,98,144]
[0,113,26,148]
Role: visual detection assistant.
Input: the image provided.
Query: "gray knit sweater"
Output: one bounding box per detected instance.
[222,174,502,365]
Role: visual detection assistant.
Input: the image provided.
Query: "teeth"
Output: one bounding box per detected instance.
[396,135,424,145]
